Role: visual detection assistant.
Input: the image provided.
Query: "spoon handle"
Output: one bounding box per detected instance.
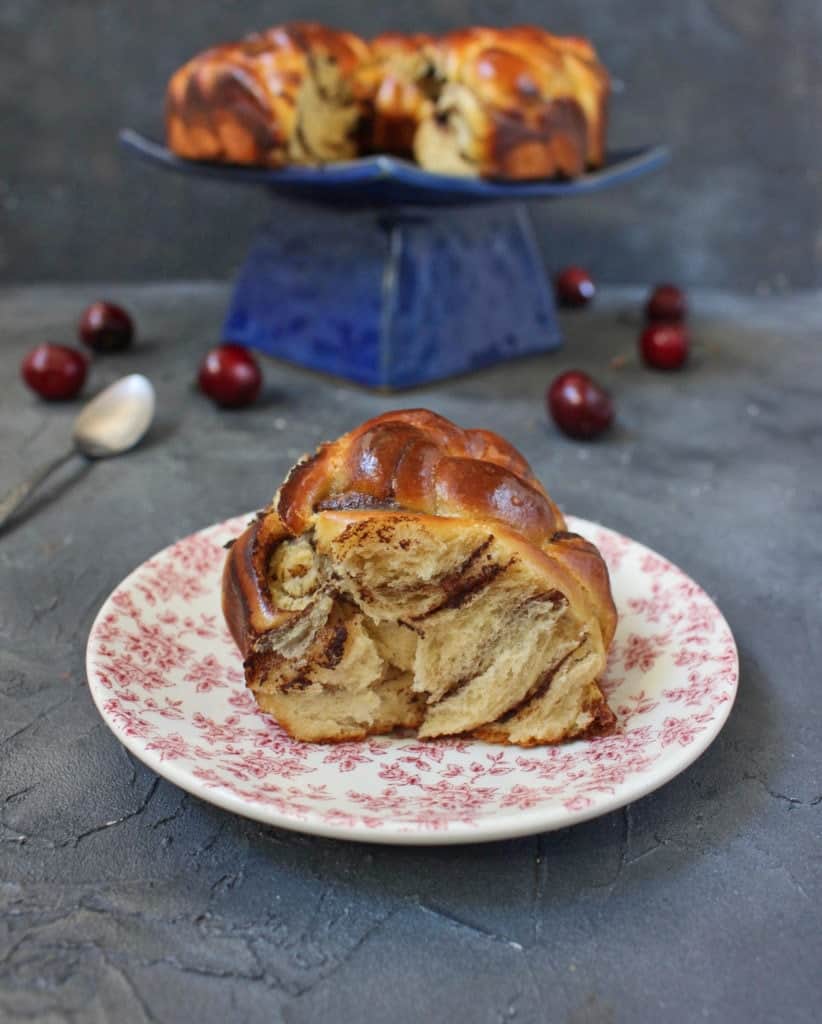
[0,449,76,530]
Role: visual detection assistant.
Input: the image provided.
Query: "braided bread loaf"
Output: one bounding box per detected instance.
[223,410,617,745]
[165,23,609,180]
[365,33,437,158]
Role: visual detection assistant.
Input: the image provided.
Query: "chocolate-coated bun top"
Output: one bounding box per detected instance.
[274,409,566,549]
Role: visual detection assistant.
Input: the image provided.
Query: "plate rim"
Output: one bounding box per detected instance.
[85,514,738,846]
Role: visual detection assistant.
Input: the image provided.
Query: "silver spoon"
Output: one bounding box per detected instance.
[0,374,155,529]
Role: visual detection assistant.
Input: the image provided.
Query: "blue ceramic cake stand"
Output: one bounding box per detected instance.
[121,130,668,390]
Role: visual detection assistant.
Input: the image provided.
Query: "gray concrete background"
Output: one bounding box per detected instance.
[1,0,821,290]
[1,283,820,1022]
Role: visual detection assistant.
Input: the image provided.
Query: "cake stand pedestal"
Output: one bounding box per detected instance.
[121,132,668,390]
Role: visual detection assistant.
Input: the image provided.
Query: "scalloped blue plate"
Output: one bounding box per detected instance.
[120,129,668,206]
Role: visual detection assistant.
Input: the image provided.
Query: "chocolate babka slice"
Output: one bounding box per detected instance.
[222,410,617,745]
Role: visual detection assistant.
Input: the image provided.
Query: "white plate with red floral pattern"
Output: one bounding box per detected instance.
[86,514,738,845]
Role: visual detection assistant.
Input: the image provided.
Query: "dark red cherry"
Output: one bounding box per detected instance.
[645,284,687,323]
[640,322,689,370]
[547,370,614,440]
[79,301,134,352]
[198,343,262,408]
[555,266,595,308]
[21,344,88,400]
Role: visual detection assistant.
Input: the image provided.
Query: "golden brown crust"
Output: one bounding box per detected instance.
[274,408,565,543]
[166,23,608,179]
[424,26,609,175]
[220,407,618,745]
[545,531,618,649]
[166,22,370,167]
[311,508,614,651]
[371,33,436,58]
[222,407,572,662]
[440,27,606,162]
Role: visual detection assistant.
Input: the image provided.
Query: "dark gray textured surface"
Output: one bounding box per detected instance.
[2,0,821,290]
[1,282,820,1022]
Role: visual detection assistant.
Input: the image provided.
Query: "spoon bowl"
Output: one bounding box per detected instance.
[73,374,155,457]
[0,373,156,531]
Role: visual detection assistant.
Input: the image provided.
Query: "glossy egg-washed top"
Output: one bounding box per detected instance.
[274,409,565,545]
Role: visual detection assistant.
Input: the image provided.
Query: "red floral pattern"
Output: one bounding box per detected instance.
[86,515,738,839]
